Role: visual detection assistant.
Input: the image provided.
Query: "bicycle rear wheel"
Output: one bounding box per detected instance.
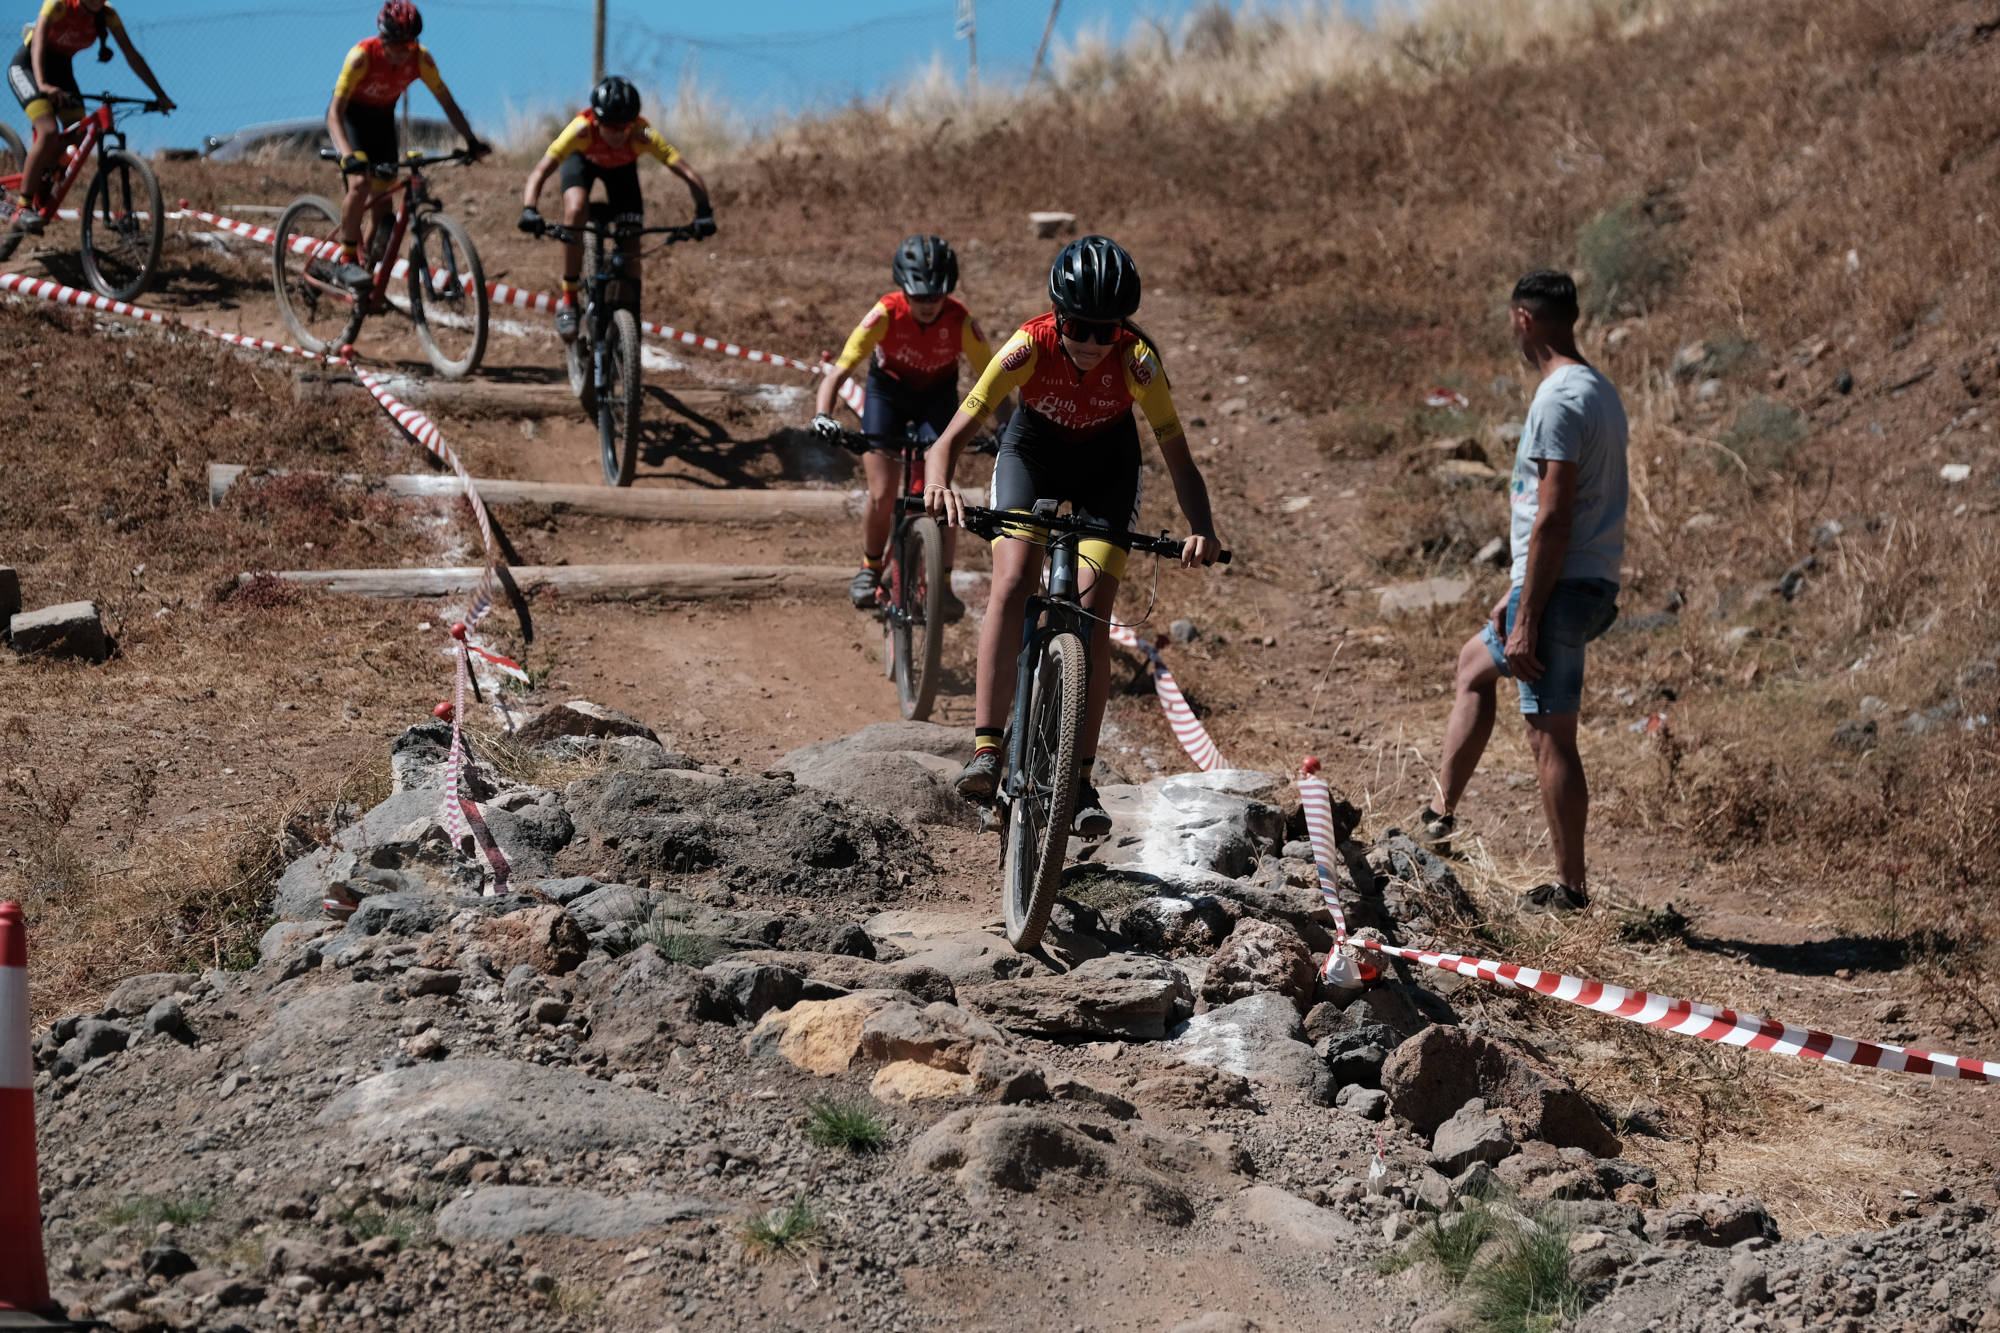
[1002,629,1087,951]
[272,194,360,355]
[892,516,946,721]
[407,210,487,378]
[78,149,162,301]
[0,123,23,181]
[598,307,642,486]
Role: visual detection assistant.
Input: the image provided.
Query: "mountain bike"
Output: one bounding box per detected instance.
[831,427,950,719]
[958,501,1230,951]
[271,147,486,377]
[534,207,699,486]
[0,93,165,300]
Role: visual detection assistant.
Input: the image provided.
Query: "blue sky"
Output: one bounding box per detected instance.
[76,0,1290,152]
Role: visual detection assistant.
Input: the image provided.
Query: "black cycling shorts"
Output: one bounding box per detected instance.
[987,406,1143,580]
[341,102,399,181]
[8,44,79,125]
[861,368,957,444]
[559,154,643,221]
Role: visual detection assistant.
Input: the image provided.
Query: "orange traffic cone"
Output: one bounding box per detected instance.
[0,901,55,1314]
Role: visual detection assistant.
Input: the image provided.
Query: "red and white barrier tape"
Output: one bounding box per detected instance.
[1295,763,2000,1083]
[0,264,518,894]
[177,203,866,412]
[1108,623,1224,771]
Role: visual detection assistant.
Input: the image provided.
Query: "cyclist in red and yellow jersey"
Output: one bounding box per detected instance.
[323,1,488,288]
[518,75,713,341]
[811,235,997,617]
[925,236,1221,836]
[6,0,173,232]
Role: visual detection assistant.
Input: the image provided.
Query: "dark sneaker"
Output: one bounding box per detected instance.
[939,586,967,624]
[849,566,881,609]
[332,260,374,291]
[1071,781,1112,838]
[955,748,1000,803]
[1413,805,1454,849]
[1521,882,1590,915]
[555,302,580,343]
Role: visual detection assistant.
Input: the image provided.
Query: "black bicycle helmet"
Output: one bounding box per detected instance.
[1047,235,1141,321]
[590,76,641,125]
[377,0,422,43]
[891,234,958,298]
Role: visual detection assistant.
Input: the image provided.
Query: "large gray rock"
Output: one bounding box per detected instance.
[719,950,955,1004]
[960,954,1194,1041]
[1429,1097,1515,1174]
[514,700,659,747]
[576,946,729,1062]
[9,600,107,661]
[1165,992,1333,1105]
[780,723,978,829]
[1095,771,1287,879]
[1643,1194,1780,1248]
[388,720,498,798]
[243,985,398,1073]
[1200,919,1315,1010]
[101,973,200,1019]
[435,1187,722,1241]
[1110,894,1241,955]
[315,1059,680,1153]
[907,1105,1195,1224]
[1234,1184,1364,1252]
[1381,1025,1619,1156]
[560,767,922,898]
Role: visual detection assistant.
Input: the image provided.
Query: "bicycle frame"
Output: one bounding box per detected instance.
[1001,506,1092,807]
[0,101,114,213]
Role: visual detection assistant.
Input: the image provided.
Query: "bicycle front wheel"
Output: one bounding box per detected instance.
[598,306,642,486]
[1002,629,1087,951]
[407,210,487,378]
[893,516,946,721]
[272,194,360,355]
[0,123,24,180]
[79,149,162,301]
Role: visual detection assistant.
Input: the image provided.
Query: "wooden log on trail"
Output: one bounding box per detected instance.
[239,563,854,602]
[207,462,987,521]
[291,371,804,419]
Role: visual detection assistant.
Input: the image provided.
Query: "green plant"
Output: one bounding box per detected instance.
[1468,1218,1587,1331]
[1380,1204,1501,1286]
[805,1098,891,1154]
[1718,396,1807,475]
[340,1200,433,1249]
[1058,868,1152,915]
[1576,202,1676,316]
[741,1191,824,1259]
[550,1282,600,1316]
[104,1193,216,1229]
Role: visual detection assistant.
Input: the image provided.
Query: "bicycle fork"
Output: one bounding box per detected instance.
[1000,537,1084,809]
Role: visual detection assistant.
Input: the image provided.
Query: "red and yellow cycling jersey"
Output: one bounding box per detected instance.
[960,312,1180,440]
[545,109,680,170]
[835,291,992,391]
[20,0,123,56]
[333,36,445,110]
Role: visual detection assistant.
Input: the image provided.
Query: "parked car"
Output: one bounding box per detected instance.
[202,115,457,162]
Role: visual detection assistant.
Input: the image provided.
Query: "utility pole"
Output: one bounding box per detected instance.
[956,0,977,93]
[1030,0,1061,84]
[592,0,606,85]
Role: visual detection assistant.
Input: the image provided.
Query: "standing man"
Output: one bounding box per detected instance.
[1418,270,1627,912]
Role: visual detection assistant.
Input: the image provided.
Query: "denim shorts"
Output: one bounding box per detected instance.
[1481,578,1620,715]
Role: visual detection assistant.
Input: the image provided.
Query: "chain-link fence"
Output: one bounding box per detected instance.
[81,0,1166,157]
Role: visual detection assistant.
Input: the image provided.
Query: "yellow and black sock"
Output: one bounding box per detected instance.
[862,551,886,572]
[974,727,1002,756]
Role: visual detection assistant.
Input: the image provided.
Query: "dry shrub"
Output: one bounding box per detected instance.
[1576,201,1678,316]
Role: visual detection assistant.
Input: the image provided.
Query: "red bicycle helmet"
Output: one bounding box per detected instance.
[377,1,423,42]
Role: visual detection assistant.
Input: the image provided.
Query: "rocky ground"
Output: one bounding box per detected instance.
[29,701,2000,1333]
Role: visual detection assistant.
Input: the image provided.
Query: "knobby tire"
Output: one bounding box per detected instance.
[599,306,641,486]
[1002,630,1087,951]
[893,516,946,721]
[79,149,162,301]
[271,194,360,355]
[407,210,487,378]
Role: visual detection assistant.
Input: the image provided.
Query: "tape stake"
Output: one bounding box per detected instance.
[1108,623,1224,771]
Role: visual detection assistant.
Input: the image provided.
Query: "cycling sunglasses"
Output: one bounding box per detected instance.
[1058,316,1121,345]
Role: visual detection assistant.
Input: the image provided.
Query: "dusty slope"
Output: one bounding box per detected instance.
[3,0,2000,1327]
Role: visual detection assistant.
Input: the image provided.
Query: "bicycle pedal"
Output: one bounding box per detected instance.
[976,805,1002,836]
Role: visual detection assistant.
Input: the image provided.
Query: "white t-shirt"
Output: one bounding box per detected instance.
[1509,363,1628,586]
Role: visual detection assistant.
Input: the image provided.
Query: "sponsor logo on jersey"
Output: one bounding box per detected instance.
[1001,339,1033,372]
[1130,350,1155,389]
[860,305,884,330]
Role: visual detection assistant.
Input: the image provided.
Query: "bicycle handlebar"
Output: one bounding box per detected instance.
[957,504,1231,564]
[320,146,478,174]
[82,92,162,106]
[536,220,701,246]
